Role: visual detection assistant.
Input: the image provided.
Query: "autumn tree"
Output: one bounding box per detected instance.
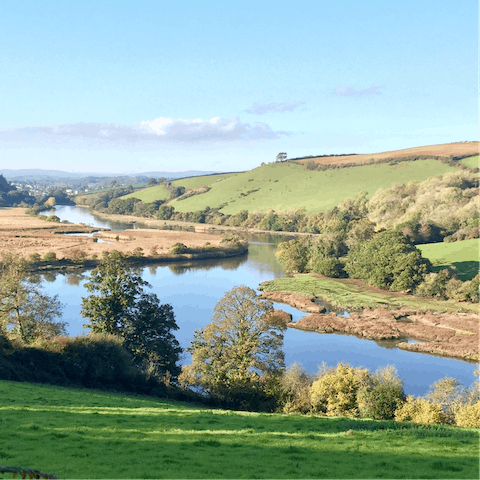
[0,253,65,343]
[180,285,286,409]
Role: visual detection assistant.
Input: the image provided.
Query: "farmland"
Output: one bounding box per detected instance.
[162,159,457,215]
[418,238,479,281]
[1,380,478,479]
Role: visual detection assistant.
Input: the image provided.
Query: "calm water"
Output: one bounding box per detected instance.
[39,206,478,395]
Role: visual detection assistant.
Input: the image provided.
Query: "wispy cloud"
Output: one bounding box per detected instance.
[245,101,305,115]
[0,116,289,145]
[333,86,382,96]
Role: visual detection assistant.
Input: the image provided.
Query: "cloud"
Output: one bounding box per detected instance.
[333,86,382,96]
[0,117,289,145]
[245,101,305,115]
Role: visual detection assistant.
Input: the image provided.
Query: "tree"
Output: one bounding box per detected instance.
[180,286,286,408]
[344,230,429,291]
[276,152,287,162]
[147,178,157,187]
[0,254,65,343]
[80,250,182,379]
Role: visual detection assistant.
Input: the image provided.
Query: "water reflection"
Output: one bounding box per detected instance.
[37,205,478,396]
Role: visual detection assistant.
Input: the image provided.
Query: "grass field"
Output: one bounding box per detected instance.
[259,275,478,313]
[1,381,478,479]
[165,159,458,215]
[459,155,479,169]
[124,173,236,203]
[418,239,479,281]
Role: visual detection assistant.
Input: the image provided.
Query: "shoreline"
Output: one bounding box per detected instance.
[260,290,479,362]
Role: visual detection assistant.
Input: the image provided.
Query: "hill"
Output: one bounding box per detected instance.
[167,159,458,215]
[2,380,478,479]
[291,141,479,167]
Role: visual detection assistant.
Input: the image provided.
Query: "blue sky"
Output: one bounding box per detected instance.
[0,0,477,174]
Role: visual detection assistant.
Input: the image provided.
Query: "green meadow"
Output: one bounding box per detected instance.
[124,173,235,203]
[259,275,478,313]
[459,155,478,169]
[167,159,457,215]
[1,381,478,479]
[418,239,479,281]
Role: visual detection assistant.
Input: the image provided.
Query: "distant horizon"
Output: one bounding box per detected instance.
[1,1,477,174]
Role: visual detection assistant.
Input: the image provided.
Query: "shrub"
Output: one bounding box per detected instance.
[169,243,189,254]
[415,269,453,298]
[309,257,345,277]
[278,362,313,414]
[42,252,57,262]
[357,366,406,420]
[310,363,373,417]
[394,397,446,424]
[46,215,60,222]
[70,249,87,264]
[455,402,479,428]
[28,253,41,263]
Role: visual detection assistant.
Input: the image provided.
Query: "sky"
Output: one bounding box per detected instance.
[0,0,477,174]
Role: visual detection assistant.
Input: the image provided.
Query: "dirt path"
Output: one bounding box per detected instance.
[261,291,479,362]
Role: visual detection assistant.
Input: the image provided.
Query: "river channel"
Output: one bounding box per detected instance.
[40,205,478,396]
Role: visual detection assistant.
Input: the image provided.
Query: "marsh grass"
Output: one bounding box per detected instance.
[259,275,478,313]
[0,381,478,479]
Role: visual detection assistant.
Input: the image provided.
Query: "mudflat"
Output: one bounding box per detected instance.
[0,208,225,260]
[261,291,479,361]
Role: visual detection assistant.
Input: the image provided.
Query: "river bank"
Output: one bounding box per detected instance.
[260,290,479,362]
[0,208,247,270]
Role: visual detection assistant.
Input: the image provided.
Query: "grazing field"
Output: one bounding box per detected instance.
[459,155,479,169]
[167,159,457,215]
[124,173,235,203]
[1,381,478,479]
[292,142,479,167]
[259,275,478,313]
[418,239,479,281]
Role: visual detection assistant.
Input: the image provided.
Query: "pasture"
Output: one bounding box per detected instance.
[168,159,457,215]
[418,239,479,281]
[459,155,479,169]
[1,381,478,479]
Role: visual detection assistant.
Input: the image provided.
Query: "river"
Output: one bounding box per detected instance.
[39,205,478,396]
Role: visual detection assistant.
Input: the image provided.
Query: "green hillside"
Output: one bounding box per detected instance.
[2,380,478,479]
[168,159,457,215]
[459,155,479,169]
[418,239,479,281]
[123,173,235,203]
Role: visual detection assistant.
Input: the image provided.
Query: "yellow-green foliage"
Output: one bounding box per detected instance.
[455,402,480,428]
[395,396,445,424]
[310,363,372,417]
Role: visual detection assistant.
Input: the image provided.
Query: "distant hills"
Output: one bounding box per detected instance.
[1,169,224,182]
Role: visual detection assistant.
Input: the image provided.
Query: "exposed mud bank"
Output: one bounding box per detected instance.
[0,208,247,271]
[261,291,479,362]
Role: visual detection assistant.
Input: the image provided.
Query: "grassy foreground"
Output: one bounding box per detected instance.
[418,239,479,281]
[1,381,478,479]
[259,275,478,313]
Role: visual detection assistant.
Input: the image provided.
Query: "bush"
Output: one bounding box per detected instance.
[28,253,41,263]
[46,215,61,222]
[70,249,87,264]
[310,363,373,417]
[278,362,313,414]
[309,257,345,278]
[42,252,57,262]
[394,397,446,424]
[455,402,479,427]
[358,382,406,420]
[169,243,189,254]
[415,269,453,298]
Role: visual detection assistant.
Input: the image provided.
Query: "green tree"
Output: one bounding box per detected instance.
[276,238,311,274]
[0,254,65,343]
[81,251,182,379]
[344,230,429,291]
[180,286,286,408]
